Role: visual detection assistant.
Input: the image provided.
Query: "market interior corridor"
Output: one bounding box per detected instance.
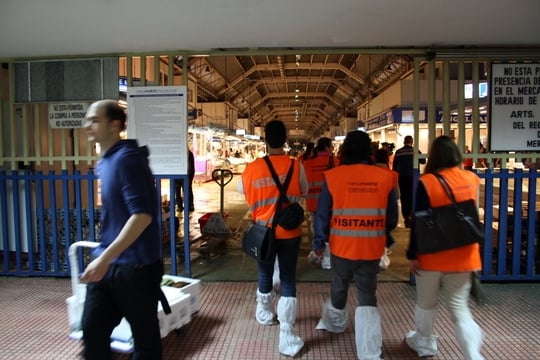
[165,174,411,283]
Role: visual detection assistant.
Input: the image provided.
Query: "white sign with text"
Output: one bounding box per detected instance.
[48,102,89,128]
[490,63,540,151]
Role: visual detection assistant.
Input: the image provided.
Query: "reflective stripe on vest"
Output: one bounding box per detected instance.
[324,164,394,260]
[242,155,303,239]
[304,154,332,212]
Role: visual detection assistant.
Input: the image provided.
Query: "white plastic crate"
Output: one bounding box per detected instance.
[67,241,195,353]
[161,274,202,314]
[157,292,191,338]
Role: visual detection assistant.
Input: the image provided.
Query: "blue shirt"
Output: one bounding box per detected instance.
[94,140,161,265]
[392,145,426,177]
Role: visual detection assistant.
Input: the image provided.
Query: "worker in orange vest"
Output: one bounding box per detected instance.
[405,135,483,359]
[312,130,398,360]
[304,137,335,269]
[241,119,308,357]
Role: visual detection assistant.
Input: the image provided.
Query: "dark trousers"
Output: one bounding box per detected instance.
[258,236,301,297]
[81,261,163,360]
[330,255,379,309]
[175,178,194,211]
[398,175,413,226]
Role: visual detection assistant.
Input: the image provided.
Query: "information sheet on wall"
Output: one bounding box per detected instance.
[490,63,540,151]
[127,86,187,175]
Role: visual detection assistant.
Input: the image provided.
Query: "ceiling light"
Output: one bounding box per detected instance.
[295,95,299,99]
[295,89,300,93]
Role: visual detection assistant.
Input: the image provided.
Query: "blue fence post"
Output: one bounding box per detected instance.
[525,169,539,276]
[511,169,523,276]
[0,171,8,273]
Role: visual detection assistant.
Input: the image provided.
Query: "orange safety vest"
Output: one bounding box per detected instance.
[242,155,304,239]
[303,153,334,212]
[324,164,395,260]
[417,167,482,272]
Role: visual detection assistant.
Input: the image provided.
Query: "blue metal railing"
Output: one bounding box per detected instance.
[0,168,538,281]
[0,170,190,277]
[478,168,539,281]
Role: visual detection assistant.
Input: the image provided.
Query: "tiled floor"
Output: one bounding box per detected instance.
[2,177,540,359]
[1,276,539,360]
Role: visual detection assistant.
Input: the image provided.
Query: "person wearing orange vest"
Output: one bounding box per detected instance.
[304,137,335,269]
[241,119,308,357]
[312,130,398,360]
[297,141,315,162]
[405,135,484,359]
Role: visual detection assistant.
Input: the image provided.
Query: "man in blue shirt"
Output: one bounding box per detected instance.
[392,135,425,228]
[81,99,163,360]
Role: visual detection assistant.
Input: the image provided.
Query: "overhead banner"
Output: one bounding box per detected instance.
[127,86,188,175]
[490,63,540,151]
[48,102,89,128]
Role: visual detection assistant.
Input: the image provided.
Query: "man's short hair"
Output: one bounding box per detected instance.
[98,100,127,131]
[404,135,413,145]
[264,120,287,149]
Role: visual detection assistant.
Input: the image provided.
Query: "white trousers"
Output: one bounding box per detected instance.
[415,270,472,322]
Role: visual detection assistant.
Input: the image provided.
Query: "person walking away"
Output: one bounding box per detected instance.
[81,100,163,360]
[405,135,484,359]
[477,143,488,169]
[175,148,195,212]
[374,149,400,268]
[313,130,398,360]
[297,142,315,162]
[304,137,335,269]
[381,142,395,168]
[392,135,425,228]
[463,145,473,170]
[240,119,308,357]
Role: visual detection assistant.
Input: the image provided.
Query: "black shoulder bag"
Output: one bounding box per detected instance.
[266,158,305,230]
[242,157,303,263]
[414,173,484,254]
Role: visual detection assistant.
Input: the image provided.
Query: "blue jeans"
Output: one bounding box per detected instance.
[330,255,379,309]
[258,237,301,297]
[81,261,163,360]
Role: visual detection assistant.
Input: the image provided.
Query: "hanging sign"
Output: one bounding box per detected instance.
[48,102,89,128]
[490,63,540,151]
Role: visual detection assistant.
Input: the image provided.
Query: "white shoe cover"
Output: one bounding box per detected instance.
[355,306,382,360]
[321,245,331,269]
[405,330,437,357]
[455,319,484,360]
[316,300,348,333]
[272,258,281,294]
[277,297,304,357]
[405,305,438,357]
[256,289,277,325]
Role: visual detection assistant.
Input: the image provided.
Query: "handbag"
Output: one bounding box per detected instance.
[414,173,484,254]
[242,222,275,264]
[470,271,486,306]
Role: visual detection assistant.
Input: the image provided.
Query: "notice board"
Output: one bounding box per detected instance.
[127,86,187,175]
